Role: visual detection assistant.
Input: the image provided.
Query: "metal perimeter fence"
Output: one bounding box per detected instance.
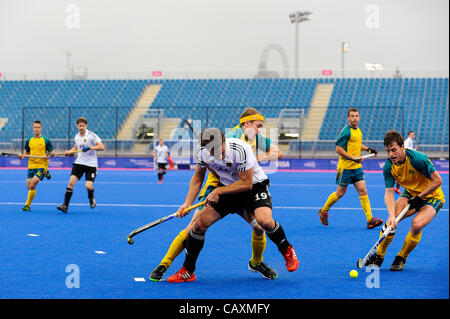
[0,106,448,158]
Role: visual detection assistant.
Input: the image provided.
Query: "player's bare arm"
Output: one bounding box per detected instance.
[64,146,78,156]
[206,168,253,205]
[361,144,378,157]
[416,171,443,199]
[90,141,105,151]
[178,166,207,217]
[384,187,398,228]
[46,150,55,158]
[18,151,30,159]
[256,145,283,162]
[336,145,363,163]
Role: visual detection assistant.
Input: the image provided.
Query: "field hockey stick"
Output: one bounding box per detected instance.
[356,204,410,269]
[53,150,82,156]
[362,153,375,159]
[127,200,206,245]
[1,152,47,159]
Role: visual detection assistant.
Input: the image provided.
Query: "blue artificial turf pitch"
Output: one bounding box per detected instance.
[0,168,448,299]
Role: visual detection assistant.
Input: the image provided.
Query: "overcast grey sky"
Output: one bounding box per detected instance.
[0,0,448,75]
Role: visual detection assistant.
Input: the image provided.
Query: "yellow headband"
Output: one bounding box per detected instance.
[239,114,265,124]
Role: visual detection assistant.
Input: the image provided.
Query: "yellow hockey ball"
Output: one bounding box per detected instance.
[349,270,358,278]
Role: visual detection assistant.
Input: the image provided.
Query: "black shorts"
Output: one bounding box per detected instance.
[211,179,272,218]
[157,163,167,170]
[71,163,97,182]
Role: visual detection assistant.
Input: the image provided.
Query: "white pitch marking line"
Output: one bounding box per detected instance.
[134,278,146,282]
[94,250,107,254]
[27,234,39,237]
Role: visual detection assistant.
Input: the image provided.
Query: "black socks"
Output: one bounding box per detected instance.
[183,231,205,273]
[64,187,73,206]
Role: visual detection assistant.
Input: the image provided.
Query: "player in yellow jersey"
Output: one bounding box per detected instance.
[149,108,283,281]
[318,108,383,228]
[365,130,445,270]
[18,120,54,211]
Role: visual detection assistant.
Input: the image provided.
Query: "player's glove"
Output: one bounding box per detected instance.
[408,196,426,210]
[367,147,378,155]
[82,146,91,152]
[45,170,51,180]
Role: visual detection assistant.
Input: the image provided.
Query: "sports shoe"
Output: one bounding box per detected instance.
[318,209,328,226]
[367,217,383,229]
[365,253,384,267]
[167,266,196,283]
[248,260,278,279]
[90,198,96,209]
[149,264,168,282]
[390,255,406,271]
[280,246,299,272]
[57,204,68,213]
[394,188,401,194]
[21,205,30,212]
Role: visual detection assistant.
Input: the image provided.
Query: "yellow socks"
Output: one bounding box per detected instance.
[322,192,339,212]
[398,231,422,259]
[321,193,373,222]
[25,189,36,207]
[376,233,395,258]
[250,231,266,266]
[160,229,188,268]
[359,195,373,222]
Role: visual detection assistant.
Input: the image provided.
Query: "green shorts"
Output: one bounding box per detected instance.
[27,168,46,181]
[335,167,365,187]
[400,189,444,215]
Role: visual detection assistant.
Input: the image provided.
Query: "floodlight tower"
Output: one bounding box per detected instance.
[289,11,312,78]
[341,42,349,78]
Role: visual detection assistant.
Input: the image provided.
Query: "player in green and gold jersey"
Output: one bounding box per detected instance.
[318,108,383,229]
[365,130,445,271]
[18,120,54,211]
[149,108,283,281]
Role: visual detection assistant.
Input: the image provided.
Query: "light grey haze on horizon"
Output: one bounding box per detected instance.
[0,0,448,75]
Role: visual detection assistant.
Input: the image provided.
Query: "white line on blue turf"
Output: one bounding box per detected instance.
[0,202,448,212]
[134,278,146,282]
[27,234,39,237]
[94,251,107,254]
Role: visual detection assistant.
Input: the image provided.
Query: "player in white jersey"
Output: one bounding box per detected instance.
[152,139,172,184]
[57,117,105,213]
[166,128,299,283]
[404,130,418,150]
